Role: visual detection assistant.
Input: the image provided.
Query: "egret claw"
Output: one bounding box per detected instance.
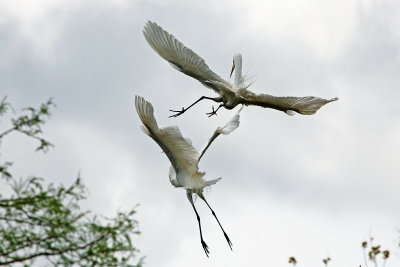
[206,106,218,117]
[201,240,210,257]
[169,107,186,118]
[224,232,233,250]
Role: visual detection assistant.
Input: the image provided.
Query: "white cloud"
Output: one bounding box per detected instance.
[207,0,361,61]
[0,1,73,62]
[0,0,138,62]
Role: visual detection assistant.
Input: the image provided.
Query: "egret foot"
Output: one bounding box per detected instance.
[206,106,218,117]
[169,107,186,118]
[201,240,210,257]
[224,232,233,250]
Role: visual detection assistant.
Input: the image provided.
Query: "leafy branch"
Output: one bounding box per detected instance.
[0,177,142,266]
[0,97,55,152]
[0,96,143,266]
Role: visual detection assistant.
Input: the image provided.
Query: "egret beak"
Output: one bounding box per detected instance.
[230,63,235,78]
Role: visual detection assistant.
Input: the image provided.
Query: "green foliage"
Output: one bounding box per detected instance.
[0,97,12,116]
[0,97,54,152]
[0,97,143,266]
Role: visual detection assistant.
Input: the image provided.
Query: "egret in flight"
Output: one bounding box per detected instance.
[135,95,242,257]
[143,21,338,117]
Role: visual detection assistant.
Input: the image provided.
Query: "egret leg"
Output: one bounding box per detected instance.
[206,103,225,117]
[198,193,233,250]
[169,96,222,118]
[187,191,210,257]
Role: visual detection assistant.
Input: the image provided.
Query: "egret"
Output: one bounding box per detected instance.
[143,21,338,117]
[135,95,242,257]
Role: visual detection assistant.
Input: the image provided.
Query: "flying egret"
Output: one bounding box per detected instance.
[135,95,242,257]
[143,21,338,117]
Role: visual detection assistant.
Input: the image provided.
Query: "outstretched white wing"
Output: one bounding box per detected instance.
[135,96,199,175]
[241,90,339,115]
[198,106,243,162]
[143,21,232,94]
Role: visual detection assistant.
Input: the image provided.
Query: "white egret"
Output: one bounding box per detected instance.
[135,95,242,257]
[143,21,338,117]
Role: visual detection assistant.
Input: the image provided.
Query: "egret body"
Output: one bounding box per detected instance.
[135,95,242,256]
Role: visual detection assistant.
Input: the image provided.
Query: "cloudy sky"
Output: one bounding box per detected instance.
[1,0,400,266]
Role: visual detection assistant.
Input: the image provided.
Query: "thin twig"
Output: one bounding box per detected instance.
[363,247,369,267]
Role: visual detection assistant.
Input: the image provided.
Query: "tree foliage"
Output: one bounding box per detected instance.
[0,97,143,266]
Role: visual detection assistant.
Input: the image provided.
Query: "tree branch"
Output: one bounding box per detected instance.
[0,234,109,265]
[0,126,17,139]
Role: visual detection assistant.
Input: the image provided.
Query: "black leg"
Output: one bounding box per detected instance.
[206,103,225,117]
[187,191,210,257]
[199,193,233,250]
[169,96,222,118]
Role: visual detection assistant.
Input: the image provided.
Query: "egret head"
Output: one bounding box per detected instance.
[230,53,242,78]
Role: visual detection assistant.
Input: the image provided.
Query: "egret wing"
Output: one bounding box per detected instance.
[241,90,338,115]
[135,96,199,174]
[168,166,180,187]
[143,21,232,93]
[219,106,243,135]
[198,106,242,162]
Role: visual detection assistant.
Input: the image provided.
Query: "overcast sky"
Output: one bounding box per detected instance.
[1,0,400,266]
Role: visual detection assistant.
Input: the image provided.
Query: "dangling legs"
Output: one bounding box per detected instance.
[169,96,222,118]
[198,192,233,250]
[206,103,225,117]
[186,190,210,257]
